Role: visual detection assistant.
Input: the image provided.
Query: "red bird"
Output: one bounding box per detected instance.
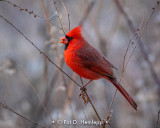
[60,26,137,110]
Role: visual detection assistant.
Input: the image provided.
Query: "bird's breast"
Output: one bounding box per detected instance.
[64,48,79,69]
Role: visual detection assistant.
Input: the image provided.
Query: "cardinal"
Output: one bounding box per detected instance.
[60,26,137,110]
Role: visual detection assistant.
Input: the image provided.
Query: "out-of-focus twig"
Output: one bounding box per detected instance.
[156,110,160,128]
[53,0,66,35]
[61,0,70,31]
[58,73,77,128]
[0,102,47,128]
[41,0,60,60]
[18,66,58,128]
[80,105,91,128]
[41,0,68,88]
[18,66,52,120]
[79,1,95,26]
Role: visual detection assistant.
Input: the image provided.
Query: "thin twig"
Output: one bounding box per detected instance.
[80,77,84,86]
[84,91,101,121]
[107,89,117,117]
[78,1,95,26]
[0,102,47,128]
[156,110,160,128]
[18,66,58,128]
[121,15,145,80]
[41,0,60,59]
[61,0,70,31]
[80,105,91,128]
[122,40,132,73]
[52,0,66,35]
[0,0,62,30]
[58,73,77,128]
[41,0,65,105]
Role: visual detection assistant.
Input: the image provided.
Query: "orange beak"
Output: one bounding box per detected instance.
[60,37,68,44]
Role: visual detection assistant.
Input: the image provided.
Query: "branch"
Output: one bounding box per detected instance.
[0,102,48,128]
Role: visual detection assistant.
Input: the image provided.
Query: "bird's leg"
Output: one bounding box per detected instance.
[80,80,93,91]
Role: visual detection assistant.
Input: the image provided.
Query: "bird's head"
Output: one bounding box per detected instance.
[60,26,82,45]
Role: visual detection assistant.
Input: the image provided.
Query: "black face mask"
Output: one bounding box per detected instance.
[65,35,73,50]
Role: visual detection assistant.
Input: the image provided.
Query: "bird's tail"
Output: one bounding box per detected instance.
[110,80,137,110]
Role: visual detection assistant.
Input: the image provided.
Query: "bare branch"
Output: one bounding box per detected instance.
[0,102,48,128]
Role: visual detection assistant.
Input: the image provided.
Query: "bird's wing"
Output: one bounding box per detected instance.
[103,57,118,70]
[90,65,115,79]
[76,44,115,79]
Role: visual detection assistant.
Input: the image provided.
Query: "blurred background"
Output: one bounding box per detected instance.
[0,0,160,128]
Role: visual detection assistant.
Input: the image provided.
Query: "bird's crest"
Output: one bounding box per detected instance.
[66,26,83,38]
